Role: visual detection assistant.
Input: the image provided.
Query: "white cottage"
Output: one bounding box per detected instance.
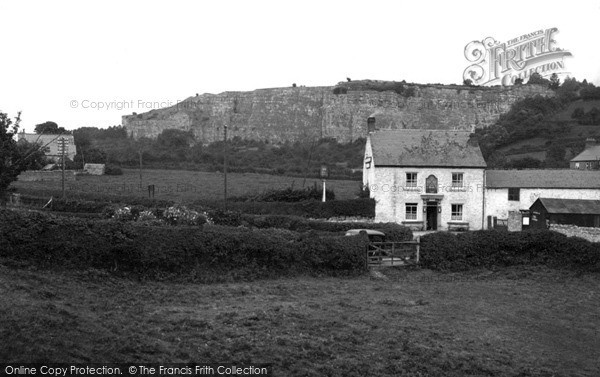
[363,129,487,231]
[484,169,600,228]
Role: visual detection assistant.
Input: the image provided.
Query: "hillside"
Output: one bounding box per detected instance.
[473,78,600,168]
[122,80,553,144]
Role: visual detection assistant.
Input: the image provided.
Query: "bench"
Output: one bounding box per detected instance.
[447,222,470,231]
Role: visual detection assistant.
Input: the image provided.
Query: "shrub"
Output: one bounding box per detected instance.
[104,164,123,175]
[198,198,375,218]
[0,209,368,282]
[231,186,335,202]
[420,229,600,272]
[239,214,413,241]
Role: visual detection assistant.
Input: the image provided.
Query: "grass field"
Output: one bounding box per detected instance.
[11,168,362,202]
[1,263,598,376]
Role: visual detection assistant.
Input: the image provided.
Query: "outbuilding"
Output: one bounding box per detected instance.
[529,197,600,229]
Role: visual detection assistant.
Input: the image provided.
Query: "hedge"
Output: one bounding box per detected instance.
[195,198,375,218]
[420,229,600,273]
[0,209,369,282]
[236,214,413,241]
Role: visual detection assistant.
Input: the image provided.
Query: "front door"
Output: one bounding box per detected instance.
[426,203,437,230]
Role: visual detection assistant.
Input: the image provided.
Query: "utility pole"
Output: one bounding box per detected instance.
[138,148,143,189]
[58,137,68,199]
[223,125,228,208]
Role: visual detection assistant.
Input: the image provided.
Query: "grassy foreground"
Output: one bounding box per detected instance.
[1,263,598,376]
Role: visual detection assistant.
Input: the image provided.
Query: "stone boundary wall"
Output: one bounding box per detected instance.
[17,170,77,182]
[549,224,600,243]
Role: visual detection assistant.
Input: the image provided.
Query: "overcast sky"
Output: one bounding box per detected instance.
[2,0,599,132]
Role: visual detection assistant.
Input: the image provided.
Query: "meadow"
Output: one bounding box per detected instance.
[11,168,361,203]
[1,264,598,376]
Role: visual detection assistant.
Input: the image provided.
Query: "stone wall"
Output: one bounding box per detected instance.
[549,224,600,243]
[123,82,553,144]
[17,170,77,182]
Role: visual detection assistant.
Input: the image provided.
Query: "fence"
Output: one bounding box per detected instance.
[366,238,420,268]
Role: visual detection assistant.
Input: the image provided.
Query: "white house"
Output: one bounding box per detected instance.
[363,129,487,231]
[17,132,76,162]
[484,169,600,228]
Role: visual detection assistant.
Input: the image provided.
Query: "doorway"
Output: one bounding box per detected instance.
[426,202,438,230]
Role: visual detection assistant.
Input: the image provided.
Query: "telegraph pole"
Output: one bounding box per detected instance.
[223,125,228,208]
[58,137,68,199]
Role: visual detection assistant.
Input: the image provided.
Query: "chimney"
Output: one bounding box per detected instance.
[586,138,596,149]
[367,117,377,134]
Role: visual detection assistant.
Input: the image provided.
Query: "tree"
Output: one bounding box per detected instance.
[0,111,46,202]
[514,77,524,85]
[527,72,550,86]
[34,121,69,134]
[549,73,560,90]
[463,78,473,86]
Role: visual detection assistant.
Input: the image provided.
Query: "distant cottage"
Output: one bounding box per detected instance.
[17,132,76,162]
[570,138,600,170]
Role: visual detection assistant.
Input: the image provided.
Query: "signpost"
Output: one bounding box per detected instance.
[57,137,69,199]
[320,164,328,202]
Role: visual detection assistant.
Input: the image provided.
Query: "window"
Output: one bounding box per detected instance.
[451,204,463,220]
[364,156,372,169]
[405,203,418,220]
[406,172,417,187]
[575,162,580,169]
[451,173,464,187]
[426,175,438,193]
[508,188,520,201]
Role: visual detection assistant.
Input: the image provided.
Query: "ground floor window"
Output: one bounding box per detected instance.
[405,203,418,220]
[451,204,463,220]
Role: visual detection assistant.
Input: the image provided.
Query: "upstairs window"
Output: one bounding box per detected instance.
[451,204,463,221]
[405,203,418,220]
[451,173,464,188]
[508,188,520,201]
[364,156,372,169]
[426,175,438,193]
[406,172,417,187]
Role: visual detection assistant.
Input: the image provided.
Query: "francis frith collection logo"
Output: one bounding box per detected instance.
[463,27,572,86]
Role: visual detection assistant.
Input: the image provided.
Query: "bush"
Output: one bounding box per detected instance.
[420,229,600,272]
[197,198,375,218]
[239,214,413,241]
[104,164,123,175]
[231,186,335,202]
[0,209,368,282]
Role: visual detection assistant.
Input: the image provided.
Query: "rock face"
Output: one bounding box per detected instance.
[122,82,553,143]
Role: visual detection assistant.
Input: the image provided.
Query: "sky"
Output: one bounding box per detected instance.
[1,0,599,132]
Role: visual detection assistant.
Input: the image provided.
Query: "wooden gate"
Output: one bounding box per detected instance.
[366,237,420,268]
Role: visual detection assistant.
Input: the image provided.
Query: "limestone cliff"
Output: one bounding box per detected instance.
[122,81,554,143]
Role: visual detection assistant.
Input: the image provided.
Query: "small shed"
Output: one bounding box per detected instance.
[529,198,600,229]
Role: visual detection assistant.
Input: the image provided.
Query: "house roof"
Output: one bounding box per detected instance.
[571,145,600,162]
[486,169,600,188]
[370,129,486,168]
[533,197,600,215]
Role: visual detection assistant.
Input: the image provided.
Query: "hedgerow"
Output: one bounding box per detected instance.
[0,209,368,282]
[420,229,600,273]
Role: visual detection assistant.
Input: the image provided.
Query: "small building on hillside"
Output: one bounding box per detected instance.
[484,169,600,228]
[570,138,600,170]
[363,129,486,231]
[529,197,600,228]
[17,132,76,162]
